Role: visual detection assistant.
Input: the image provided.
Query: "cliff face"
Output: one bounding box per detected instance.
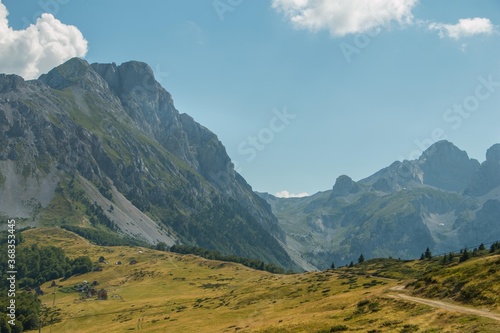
[0,58,294,269]
[465,144,500,196]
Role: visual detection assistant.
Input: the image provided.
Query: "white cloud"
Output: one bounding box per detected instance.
[428,18,495,40]
[275,190,309,198]
[271,0,418,36]
[0,1,88,79]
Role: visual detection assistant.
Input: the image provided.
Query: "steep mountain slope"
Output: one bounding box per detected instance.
[0,58,295,269]
[261,141,500,269]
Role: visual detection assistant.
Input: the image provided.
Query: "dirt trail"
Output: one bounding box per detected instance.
[388,287,500,322]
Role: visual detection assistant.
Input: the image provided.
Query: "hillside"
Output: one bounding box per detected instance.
[407,248,500,307]
[0,58,295,270]
[6,228,499,333]
[261,141,500,269]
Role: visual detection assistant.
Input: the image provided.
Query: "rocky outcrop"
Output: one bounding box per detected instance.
[330,175,360,198]
[465,144,500,196]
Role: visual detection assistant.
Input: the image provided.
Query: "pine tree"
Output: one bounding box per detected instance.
[489,242,499,253]
[424,247,432,259]
[330,262,335,269]
[358,254,365,264]
[348,261,354,268]
[420,253,425,260]
[478,243,486,251]
[459,248,470,263]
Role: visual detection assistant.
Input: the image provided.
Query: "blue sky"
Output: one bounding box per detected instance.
[1,1,499,197]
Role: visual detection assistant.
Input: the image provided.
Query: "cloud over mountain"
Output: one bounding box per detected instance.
[271,0,496,44]
[271,0,418,36]
[428,17,495,40]
[0,1,87,79]
[275,190,309,198]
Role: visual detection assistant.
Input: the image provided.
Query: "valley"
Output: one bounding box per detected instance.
[14,228,500,333]
[0,2,499,332]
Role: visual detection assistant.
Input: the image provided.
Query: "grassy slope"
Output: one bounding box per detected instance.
[22,228,500,333]
[408,253,500,309]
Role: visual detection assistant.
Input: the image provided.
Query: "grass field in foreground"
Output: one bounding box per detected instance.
[22,228,500,332]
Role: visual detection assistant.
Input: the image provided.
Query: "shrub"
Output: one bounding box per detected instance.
[316,325,349,332]
[357,299,370,307]
[400,324,419,333]
[458,285,482,303]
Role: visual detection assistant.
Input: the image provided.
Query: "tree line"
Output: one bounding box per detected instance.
[163,243,288,274]
[419,241,500,265]
[329,240,500,269]
[0,236,94,332]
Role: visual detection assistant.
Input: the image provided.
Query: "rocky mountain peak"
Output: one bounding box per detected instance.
[91,61,162,98]
[39,57,110,92]
[486,144,500,162]
[0,74,25,93]
[91,60,237,193]
[419,140,460,159]
[90,60,176,138]
[330,175,360,198]
[117,61,156,91]
[419,140,480,192]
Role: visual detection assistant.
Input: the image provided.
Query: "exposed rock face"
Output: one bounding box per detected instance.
[419,140,480,192]
[90,61,257,202]
[330,175,360,198]
[359,160,424,193]
[466,144,500,196]
[0,58,294,269]
[0,74,26,93]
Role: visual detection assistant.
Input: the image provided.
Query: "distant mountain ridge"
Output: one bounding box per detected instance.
[0,58,296,270]
[260,141,500,270]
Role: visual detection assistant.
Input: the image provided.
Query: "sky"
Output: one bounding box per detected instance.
[1,0,499,197]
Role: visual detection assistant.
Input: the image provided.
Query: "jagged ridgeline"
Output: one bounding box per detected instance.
[260,140,500,270]
[0,58,297,270]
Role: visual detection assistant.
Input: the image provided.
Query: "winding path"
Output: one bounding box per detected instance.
[387,286,500,322]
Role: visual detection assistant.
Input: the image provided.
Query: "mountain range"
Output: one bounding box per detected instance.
[260,140,500,269]
[1,58,499,272]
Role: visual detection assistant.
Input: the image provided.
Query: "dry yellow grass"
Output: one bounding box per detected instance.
[22,228,500,333]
